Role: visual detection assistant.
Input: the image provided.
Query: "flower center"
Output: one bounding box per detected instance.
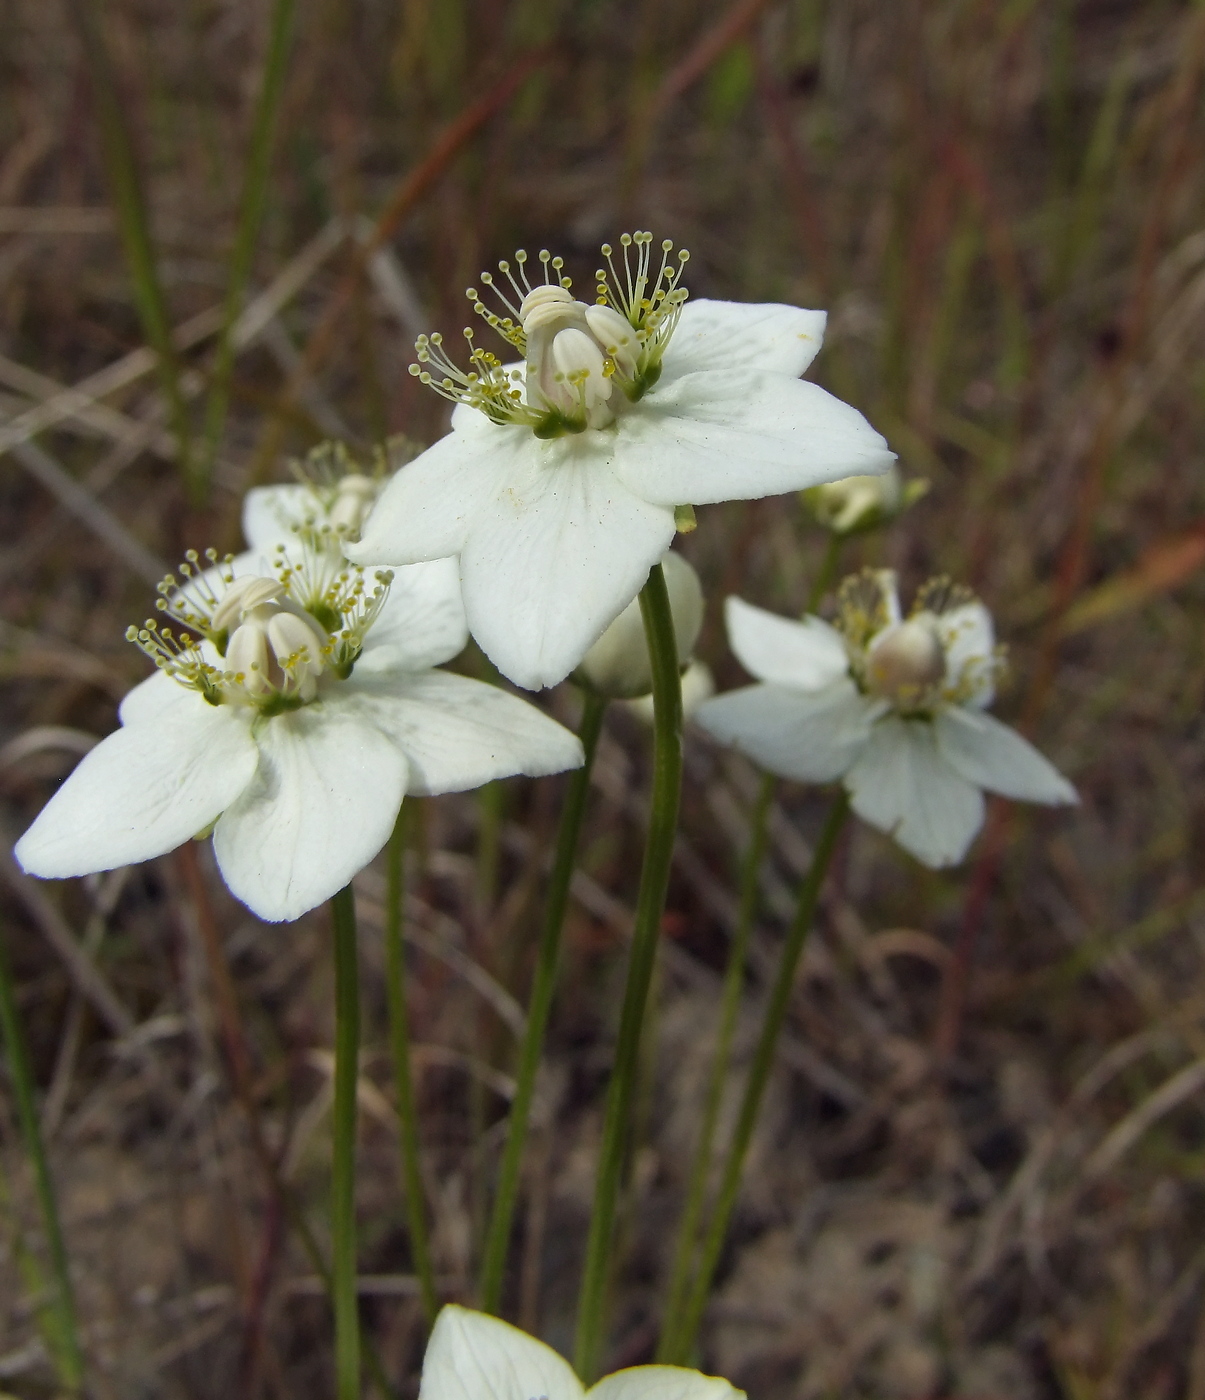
[409,233,689,438]
[127,546,393,714]
[864,618,946,707]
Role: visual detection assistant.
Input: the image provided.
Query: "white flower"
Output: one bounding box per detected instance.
[350,232,896,691]
[15,548,583,922]
[802,462,928,535]
[695,571,1077,867]
[419,1306,742,1400]
[575,551,704,699]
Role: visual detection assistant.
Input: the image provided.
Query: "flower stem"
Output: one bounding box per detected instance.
[384,804,439,1327]
[330,884,361,1400]
[479,690,608,1315]
[806,532,843,613]
[573,563,682,1380]
[663,792,849,1364]
[656,770,775,1361]
[0,918,84,1394]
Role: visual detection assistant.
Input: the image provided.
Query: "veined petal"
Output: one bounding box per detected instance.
[350,422,530,565]
[695,679,873,783]
[212,700,407,922]
[939,601,996,707]
[16,696,257,878]
[935,707,1077,805]
[342,670,583,795]
[242,484,310,549]
[662,298,826,383]
[612,370,895,507]
[419,1306,583,1400]
[845,717,984,868]
[458,443,675,690]
[118,667,194,727]
[725,596,848,689]
[589,1367,744,1400]
[357,557,468,673]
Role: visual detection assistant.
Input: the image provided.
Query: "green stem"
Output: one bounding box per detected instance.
[805,532,842,613]
[478,690,608,1314]
[384,805,439,1327]
[573,564,682,1380]
[0,920,84,1393]
[664,793,849,1364]
[65,0,194,496]
[200,0,296,485]
[331,885,361,1400]
[656,771,775,1361]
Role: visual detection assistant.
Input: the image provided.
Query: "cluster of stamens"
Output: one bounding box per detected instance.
[127,546,392,714]
[409,234,690,438]
[835,570,1004,715]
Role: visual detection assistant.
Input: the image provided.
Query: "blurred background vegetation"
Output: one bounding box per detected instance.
[2,0,1205,1396]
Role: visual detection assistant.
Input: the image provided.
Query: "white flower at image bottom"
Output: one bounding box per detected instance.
[419,1306,743,1400]
[350,233,896,690]
[15,546,583,922]
[696,571,1077,867]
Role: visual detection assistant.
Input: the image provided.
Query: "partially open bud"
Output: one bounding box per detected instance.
[802,464,925,536]
[575,552,704,699]
[865,616,946,706]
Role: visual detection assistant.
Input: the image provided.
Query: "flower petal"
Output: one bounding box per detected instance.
[458,443,676,689]
[724,596,848,689]
[16,695,257,878]
[242,484,309,548]
[357,557,468,673]
[612,370,895,507]
[118,667,193,726]
[589,1367,743,1400]
[212,700,407,921]
[938,601,996,707]
[662,298,826,383]
[418,1305,583,1400]
[845,717,984,868]
[934,707,1077,805]
[350,423,531,565]
[695,679,873,783]
[342,670,583,795]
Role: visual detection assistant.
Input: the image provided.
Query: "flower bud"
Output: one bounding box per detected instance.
[865,616,945,704]
[575,552,704,699]
[802,464,924,536]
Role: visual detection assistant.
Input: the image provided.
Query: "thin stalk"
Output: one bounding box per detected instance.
[65,0,193,495]
[0,920,84,1393]
[200,0,296,485]
[478,690,608,1314]
[656,771,774,1359]
[805,533,842,613]
[331,885,361,1400]
[574,565,682,1380]
[384,805,438,1327]
[664,793,849,1363]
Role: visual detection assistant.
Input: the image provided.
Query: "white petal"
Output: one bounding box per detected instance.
[341,669,583,795]
[458,443,675,690]
[212,700,407,922]
[938,601,996,707]
[662,298,826,383]
[350,423,531,565]
[589,1367,743,1400]
[845,717,984,868]
[242,484,311,548]
[16,696,257,878]
[357,557,468,673]
[419,1305,583,1400]
[118,667,194,726]
[695,679,873,783]
[612,370,895,507]
[935,707,1077,805]
[724,596,848,689]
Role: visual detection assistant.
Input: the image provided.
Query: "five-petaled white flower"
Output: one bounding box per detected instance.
[419,1306,743,1400]
[350,232,896,691]
[696,570,1077,867]
[15,540,583,922]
